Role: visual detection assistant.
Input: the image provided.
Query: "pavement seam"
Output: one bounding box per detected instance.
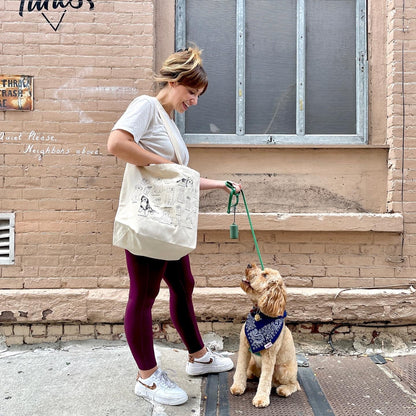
[297,365,336,416]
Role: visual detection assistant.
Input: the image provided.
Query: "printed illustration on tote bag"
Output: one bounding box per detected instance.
[130,173,198,229]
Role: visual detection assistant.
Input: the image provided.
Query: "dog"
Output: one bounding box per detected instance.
[230,263,300,408]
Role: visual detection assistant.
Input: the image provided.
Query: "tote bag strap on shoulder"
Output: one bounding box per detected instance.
[155,99,184,166]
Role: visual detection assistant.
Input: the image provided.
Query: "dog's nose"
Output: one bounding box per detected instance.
[247,264,253,269]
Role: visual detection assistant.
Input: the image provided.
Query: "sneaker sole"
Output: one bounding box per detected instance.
[186,363,234,376]
[135,386,188,406]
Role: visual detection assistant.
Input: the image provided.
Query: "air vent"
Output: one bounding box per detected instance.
[0,213,15,265]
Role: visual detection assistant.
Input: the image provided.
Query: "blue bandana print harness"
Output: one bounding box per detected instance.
[245,309,287,354]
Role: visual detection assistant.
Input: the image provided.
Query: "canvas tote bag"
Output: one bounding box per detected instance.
[112,102,200,260]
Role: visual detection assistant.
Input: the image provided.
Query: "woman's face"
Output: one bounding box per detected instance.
[169,83,204,113]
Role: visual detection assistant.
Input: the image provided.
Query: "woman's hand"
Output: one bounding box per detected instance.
[225,181,242,194]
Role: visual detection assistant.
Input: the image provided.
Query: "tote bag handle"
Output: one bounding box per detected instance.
[155,100,185,166]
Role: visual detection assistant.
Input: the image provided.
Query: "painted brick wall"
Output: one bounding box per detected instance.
[191,230,406,289]
[1,1,154,289]
[385,0,416,280]
[0,1,415,303]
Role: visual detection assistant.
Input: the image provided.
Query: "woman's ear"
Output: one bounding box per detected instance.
[258,278,286,317]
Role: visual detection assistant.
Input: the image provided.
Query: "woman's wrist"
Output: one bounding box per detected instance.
[199,178,241,192]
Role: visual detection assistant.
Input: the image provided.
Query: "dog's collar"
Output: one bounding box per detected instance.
[245,309,287,354]
[249,307,287,322]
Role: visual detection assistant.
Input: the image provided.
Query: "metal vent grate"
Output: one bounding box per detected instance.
[0,213,15,265]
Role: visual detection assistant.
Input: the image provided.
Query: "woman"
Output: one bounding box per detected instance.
[107,46,241,406]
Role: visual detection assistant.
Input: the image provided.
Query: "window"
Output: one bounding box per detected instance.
[175,0,367,145]
[0,213,15,265]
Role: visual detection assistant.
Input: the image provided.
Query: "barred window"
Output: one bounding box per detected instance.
[175,0,367,145]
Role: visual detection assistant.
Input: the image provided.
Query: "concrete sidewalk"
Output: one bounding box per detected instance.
[2,338,416,416]
[0,339,205,416]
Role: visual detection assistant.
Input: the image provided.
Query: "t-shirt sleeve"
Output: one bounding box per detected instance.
[112,97,154,144]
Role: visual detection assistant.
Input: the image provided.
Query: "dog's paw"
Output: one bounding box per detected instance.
[276,383,300,397]
[230,383,246,396]
[252,393,270,408]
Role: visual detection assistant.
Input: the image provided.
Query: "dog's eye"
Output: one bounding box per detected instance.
[262,272,269,278]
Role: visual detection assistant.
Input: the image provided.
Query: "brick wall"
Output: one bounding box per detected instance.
[3,321,416,357]
[1,1,154,289]
[1,1,411,292]
[192,230,407,289]
[1,1,416,345]
[386,0,416,273]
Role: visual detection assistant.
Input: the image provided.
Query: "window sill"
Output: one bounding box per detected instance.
[188,144,389,149]
[198,213,403,233]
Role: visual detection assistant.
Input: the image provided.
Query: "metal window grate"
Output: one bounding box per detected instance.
[0,213,15,265]
[176,0,368,145]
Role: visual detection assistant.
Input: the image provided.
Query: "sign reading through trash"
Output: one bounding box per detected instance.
[0,75,34,111]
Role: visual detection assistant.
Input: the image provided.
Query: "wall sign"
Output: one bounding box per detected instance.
[0,130,101,161]
[19,1,95,31]
[0,75,34,111]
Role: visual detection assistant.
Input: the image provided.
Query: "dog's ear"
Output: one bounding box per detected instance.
[258,278,286,317]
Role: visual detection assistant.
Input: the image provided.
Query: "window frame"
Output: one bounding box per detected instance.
[175,0,368,145]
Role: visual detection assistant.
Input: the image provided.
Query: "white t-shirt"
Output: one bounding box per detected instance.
[112,95,189,166]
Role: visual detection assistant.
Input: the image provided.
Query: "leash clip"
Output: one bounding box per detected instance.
[226,181,239,239]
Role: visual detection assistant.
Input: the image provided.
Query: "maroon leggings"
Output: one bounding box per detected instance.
[124,251,204,371]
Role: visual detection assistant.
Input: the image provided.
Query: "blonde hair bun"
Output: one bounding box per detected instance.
[186,46,203,66]
[155,44,208,93]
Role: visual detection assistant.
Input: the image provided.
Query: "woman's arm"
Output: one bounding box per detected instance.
[108,130,242,192]
[107,129,173,166]
[200,177,242,193]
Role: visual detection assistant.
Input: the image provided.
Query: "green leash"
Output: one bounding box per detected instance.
[226,181,264,270]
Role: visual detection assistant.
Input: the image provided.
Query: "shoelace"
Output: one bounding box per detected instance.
[204,347,225,361]
[157,370,176,389]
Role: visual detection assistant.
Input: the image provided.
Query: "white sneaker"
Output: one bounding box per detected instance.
[186,347,234,376]
[134,368,188,406]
